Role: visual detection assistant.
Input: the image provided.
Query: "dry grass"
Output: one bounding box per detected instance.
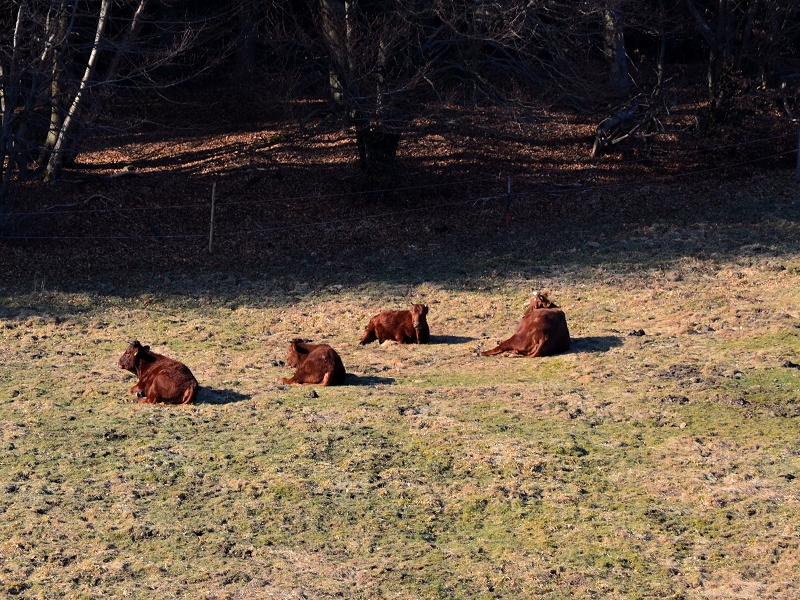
[1,99,800,597]
[2,201,800,597]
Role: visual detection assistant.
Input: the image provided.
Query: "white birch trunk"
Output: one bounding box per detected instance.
[1,5,26,204]
[45,0,113,182]
[1,5,25,124]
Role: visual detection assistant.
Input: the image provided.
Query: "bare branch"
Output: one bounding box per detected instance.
[685,0,716,46]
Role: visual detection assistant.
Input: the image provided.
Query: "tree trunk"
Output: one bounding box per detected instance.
[734,0,759,72]
[235,0,257,83]
[0,5,26,207]
[39,41,65,167]
[685,0,726,129]
[38,1,75,167]
[706,0,727,128]
[603,4,629,99]
[105,0,149,83]
[655,0,666,93]
[758,0,789,89]
[45,0,113,183]
[319,0,350,109]
[356,126,401,183]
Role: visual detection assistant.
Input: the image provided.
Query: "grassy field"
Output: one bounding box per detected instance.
[2,171,800,599]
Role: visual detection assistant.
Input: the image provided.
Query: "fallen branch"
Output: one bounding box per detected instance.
[591,103,663,157]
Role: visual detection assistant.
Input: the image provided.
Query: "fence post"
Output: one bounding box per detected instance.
[505,175,511,227]
[209,182,216,253]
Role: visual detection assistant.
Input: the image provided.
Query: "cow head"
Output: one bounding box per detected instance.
[118,340,150,372]
[286,339,310,367]
[411,303,428,329]
[528,290,556,310]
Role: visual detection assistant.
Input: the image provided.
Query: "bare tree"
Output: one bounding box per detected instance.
[685,0,800,129]
[0,0,234,220]
[44,0,113,182]
[288,1,645,180]
[4,0,800,226]
[603,2,630,99]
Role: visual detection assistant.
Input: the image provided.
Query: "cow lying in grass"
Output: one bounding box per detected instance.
[118,341,199,404]
[360,303,430,345]
[278,339,346,386]
[481,291,570,357]
[523,288,559,313]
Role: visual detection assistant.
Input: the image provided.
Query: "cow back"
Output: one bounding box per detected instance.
[523,307,570,355]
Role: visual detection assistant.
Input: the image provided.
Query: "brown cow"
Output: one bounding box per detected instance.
[481,291,570,357]
[523,289,558,312]
[278,339,346,386]
[360,303,430,345]
[118,341,199,404]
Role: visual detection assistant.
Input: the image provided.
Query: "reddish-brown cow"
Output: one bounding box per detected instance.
[360,304,430,344]
[481,291,570,357]
[523,289,558,313]
[118,341,199,404]
[278,339,346,386]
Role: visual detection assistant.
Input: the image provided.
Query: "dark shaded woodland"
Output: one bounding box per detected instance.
[1,0,799,235]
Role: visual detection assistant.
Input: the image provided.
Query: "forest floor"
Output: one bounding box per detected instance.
[1,89,799,598]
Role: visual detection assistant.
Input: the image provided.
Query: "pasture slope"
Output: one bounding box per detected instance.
[2,168,800,597]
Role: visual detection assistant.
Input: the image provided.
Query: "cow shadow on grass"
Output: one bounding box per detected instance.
[345,374,396,386]
[430,335,476,345]
[568,336,624,353]
[196,387,252,405]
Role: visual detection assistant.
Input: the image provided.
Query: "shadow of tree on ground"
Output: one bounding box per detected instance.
[196,387,252,404]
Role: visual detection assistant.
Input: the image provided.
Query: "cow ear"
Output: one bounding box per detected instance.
[141,345,150,353]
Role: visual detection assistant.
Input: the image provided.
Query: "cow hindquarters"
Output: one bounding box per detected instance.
[181,381,198,404]
[526,335,549,357]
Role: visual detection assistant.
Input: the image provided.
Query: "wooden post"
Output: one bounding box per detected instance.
[505,175,511,227]
[209,183,216,253]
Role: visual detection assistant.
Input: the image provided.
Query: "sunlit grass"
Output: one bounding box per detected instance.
[2,241,800,598]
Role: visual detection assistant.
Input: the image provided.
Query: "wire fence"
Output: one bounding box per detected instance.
[1,132,797,242]
[522,149,797,196]
[6,177,500,217]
